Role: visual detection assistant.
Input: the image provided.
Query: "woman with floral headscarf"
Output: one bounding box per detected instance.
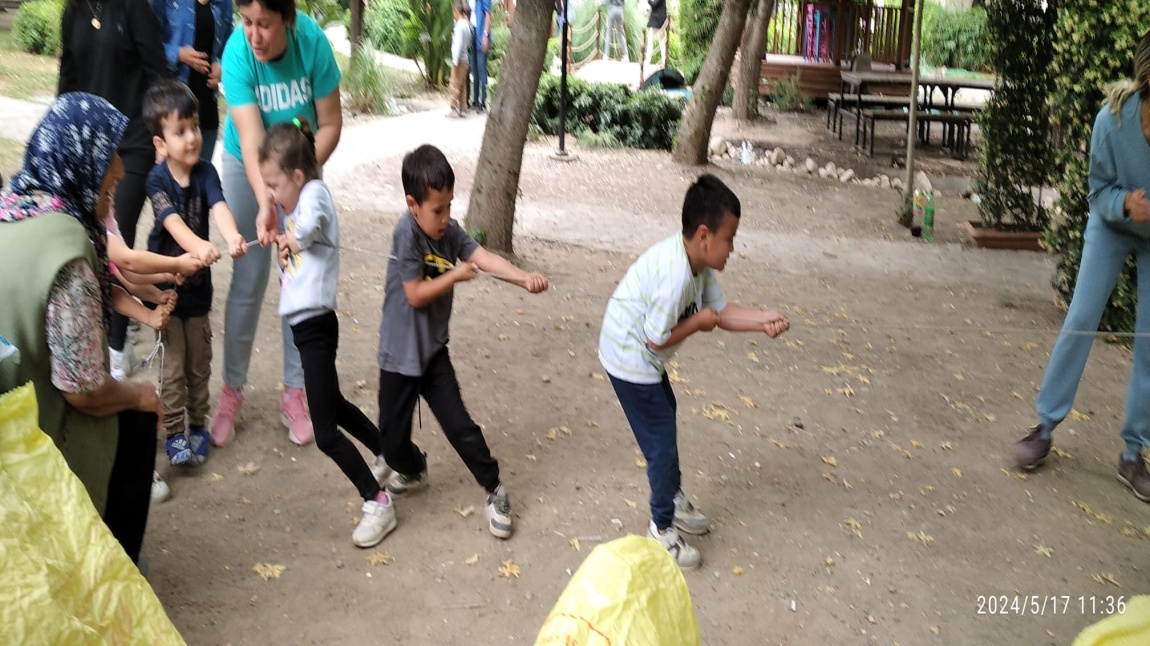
[0,93,164,563]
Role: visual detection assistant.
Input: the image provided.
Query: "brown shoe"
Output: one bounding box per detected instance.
[1014,425,1051,470]
[1117,455,1150,502]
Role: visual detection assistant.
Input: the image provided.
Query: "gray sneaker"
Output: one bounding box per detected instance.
[648,522,701,570]
[1117,455,1150,502]
[385,469,428,496]
[485,486,513,539]
[1014,425,1051,470]
[673,490,710,535]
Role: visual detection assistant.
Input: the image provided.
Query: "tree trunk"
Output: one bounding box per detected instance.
[349,0,364,55]
[464,0,552,256]
[672,0,754,165]
[899,0,925,227]
[732,0,774,121]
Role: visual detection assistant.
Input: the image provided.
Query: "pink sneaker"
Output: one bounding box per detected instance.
[281,387,314,446]
[211,385,244,447]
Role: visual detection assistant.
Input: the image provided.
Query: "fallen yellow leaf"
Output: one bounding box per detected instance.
[570,538,581,552]
[1034,544,1054,558]
[907,531,935,546]
[951,467,962,478]
[455,504,476,518]
[824,556,835,567]
[464,553,479,566]
[237,462,260,475]
[738,394,758,409]
[366,552,393,566]
[210,472,224,482]
[731,566,744,576]
[498,559,521,579]
[252,563,286,581]
[821,456,838,467]
[910,440,924,449]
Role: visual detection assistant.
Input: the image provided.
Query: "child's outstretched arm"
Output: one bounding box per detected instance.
[107,232,204,277]
[647,307,721,351]
[466,247,549,293]
[111,285,173,331]
[210,202,248,258]
[717,303,790,338]
[404,261,479,309]
[163,215,222,266]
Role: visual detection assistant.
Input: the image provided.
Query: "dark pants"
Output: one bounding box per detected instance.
[609,373,680,530]
[377,347,500,493]
[108,147,155,352]
[103,409,158,562]
[468,25,488,107]
[291,312,382,501]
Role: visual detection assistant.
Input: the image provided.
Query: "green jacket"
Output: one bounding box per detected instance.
[0,212,118,513]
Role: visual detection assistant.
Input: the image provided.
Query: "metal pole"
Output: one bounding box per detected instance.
[557,0,570,156]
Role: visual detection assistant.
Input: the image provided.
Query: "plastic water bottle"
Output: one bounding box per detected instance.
[911,189,925,237]
[740,140,753,165]
[0,335,19,366]
[923,191,935,243]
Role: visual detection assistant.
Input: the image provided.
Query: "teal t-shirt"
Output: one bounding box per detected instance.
[221,11,341,160]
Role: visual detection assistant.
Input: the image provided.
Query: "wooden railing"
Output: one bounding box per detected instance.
[766,0,908,67]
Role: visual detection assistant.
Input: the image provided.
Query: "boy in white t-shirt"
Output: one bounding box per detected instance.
[598,174,790,569]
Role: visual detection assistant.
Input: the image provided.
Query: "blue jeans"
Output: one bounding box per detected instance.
[609,372,679,530]
[470,27,488,107]
[1036,215,1150,459]
[219,152,305,390]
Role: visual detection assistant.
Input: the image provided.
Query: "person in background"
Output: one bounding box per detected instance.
[449,1,472,118]
[469,0,492,113]
[645,0,668,70]
[59,0,172,381]
[0,94,164,565]
[602,0,628,61]
[213,0,344,448]
[153,0,235,163]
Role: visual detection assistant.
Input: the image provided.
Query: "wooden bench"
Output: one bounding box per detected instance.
[860,109,974,159]
[0,0,28,12]
[827,93,913,140]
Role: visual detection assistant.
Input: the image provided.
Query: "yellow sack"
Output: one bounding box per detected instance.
[535,535,699,646]
[0,384,184,645]
[1073,596,1150,646]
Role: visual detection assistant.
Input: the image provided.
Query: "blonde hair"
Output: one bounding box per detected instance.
[1106,30,1150,123]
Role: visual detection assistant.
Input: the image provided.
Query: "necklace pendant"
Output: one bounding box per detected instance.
[91,17,101,29]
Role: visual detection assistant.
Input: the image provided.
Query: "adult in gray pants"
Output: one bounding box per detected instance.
[603,0,628,61]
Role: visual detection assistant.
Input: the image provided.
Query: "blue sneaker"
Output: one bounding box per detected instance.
[165,433,192,466]
[188,426,210,465]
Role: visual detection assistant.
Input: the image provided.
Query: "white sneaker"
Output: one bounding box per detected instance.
[352,498,397,548]
[485,485,512,539]
[109,346,135,381]
[150,471,172,504]
[648,521,701,570]
[370,455,393,485]
[673,490,710,535]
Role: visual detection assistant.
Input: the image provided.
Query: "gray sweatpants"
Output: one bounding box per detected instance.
[604,6,628,60]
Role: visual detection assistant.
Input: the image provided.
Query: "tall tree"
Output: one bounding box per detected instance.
[672,0,754,165]
[732,0,774,121]
[464,0,553,255]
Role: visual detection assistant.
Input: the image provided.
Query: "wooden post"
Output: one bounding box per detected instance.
[895,0,912,70]
[900,0,924,227]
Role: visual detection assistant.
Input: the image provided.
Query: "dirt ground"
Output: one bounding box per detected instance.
[131,106,1148,645]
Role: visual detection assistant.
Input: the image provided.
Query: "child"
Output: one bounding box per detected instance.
[598,174,789,569]
[260,119,397,548]
[449,2,472,117]
[143,80,247,468]
[376,144,548,539]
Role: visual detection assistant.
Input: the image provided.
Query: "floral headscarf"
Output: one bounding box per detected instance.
[0,93,128,328]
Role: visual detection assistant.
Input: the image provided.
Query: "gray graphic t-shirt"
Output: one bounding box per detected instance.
[377,210,479,376]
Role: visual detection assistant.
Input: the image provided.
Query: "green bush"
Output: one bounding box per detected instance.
[771,72,811,112]
[13,0,63,56]
[679,0,723,83]
[363,0,407,55]
[531,74,684,150]
[342,45,398,115]
[399,0,454,88]
[486,4,512,78]
[1045,0,1150,333]
[921,4,990,72]
[567,0,646,65]
[298,0,347,27]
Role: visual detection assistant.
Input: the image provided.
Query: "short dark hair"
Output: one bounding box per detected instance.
[681,173,740,237]
[259,118,320,182]
[456,1,471,16]
[235,0,296,24]
[402,145,455,205]
[143,80,199,138]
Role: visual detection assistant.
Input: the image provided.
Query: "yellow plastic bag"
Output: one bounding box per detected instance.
[1073,596,1150,646]
[535,535,700,646]
[0,383,184,645]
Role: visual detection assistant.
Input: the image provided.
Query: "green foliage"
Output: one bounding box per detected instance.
[567,0,646,65]
[486,4,512,78]
[363,0,407,55]
[575,129,624,149]
[770,72,811,112]
[679,0,723,83]
[1046,0,1150,332]
[399,0,454,88]
[297,0,347,27]
[13,0,63,56]
[531,74,685,150]
[468,226,487,245]
[341,45,398,115]
[921,4,991,72]
[975,0,1054,233]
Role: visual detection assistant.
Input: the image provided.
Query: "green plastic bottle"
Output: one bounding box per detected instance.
[923,191,935,243]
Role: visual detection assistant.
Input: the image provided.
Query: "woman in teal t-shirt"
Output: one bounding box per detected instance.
[213,0,342,448]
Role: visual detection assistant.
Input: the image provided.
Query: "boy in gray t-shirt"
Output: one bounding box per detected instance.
[376,145,548,539]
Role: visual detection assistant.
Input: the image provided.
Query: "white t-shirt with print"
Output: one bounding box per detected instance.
[599,233,727,384]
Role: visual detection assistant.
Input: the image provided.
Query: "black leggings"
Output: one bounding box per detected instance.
[378,347,500,493]
[291,312,383,501]
[108,148,153,352]
[103,409,158,563]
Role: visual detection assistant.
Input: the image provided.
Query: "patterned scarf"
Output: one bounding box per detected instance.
[0,93,128,328]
